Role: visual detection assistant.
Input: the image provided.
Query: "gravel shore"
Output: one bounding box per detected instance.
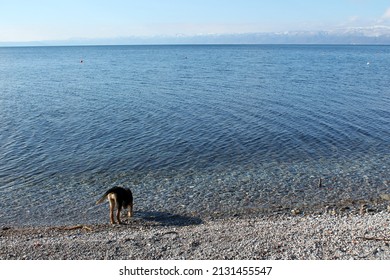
[1,210,390,260]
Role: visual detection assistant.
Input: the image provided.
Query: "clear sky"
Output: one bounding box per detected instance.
[1,0,390,42]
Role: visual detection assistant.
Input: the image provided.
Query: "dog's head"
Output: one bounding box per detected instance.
[124,187,133,205]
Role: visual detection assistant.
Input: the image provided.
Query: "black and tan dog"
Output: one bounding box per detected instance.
[96,187,133,224]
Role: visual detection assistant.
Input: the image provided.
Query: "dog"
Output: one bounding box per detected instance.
[96,187,133,224]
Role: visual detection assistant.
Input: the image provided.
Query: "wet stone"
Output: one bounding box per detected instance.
[380,194,390,201]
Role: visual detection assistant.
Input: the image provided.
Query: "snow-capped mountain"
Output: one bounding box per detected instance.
[2,26,390,46]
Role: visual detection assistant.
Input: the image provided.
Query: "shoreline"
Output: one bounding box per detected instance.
[2,154,390,227]
[2,209,390,260]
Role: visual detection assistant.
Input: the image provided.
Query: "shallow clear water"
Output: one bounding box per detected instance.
[0,45,389,225]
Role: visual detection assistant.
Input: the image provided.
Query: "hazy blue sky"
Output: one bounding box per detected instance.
[1,0,390,42]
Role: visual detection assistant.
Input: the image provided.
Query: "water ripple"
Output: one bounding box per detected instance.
[1,45,390,225]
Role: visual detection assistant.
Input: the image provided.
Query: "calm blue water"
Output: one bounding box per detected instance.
[1,45,389,225]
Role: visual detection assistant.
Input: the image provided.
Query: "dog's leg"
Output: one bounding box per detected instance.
[108,194,116,224]
[128,204,133,218]
[117,203,123,224]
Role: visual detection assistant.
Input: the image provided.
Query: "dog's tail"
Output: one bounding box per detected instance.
[96,190,111,205]
[95,195,107,205]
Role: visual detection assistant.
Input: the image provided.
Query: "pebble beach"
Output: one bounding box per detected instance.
[2,206,390,260]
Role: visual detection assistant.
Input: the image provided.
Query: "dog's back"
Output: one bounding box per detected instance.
[96,186,133,206]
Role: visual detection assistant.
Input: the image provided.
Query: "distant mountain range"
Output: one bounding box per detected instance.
[2,26,390,46]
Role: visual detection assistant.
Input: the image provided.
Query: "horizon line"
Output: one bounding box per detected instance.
[2,43,390,48]
[1,29,390,47]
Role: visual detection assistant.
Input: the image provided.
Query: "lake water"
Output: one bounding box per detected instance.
[0,45,389,226]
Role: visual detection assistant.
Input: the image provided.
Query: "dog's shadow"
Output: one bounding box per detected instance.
[133,211,203,227]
